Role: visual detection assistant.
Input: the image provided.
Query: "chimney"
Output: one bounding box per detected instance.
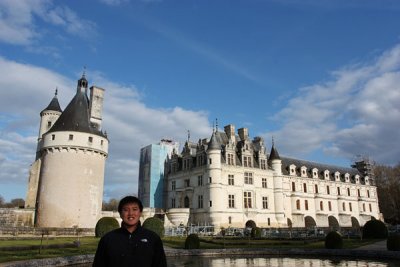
[89,86,105,130]
[238,127,248,141]
[224,124,235,139]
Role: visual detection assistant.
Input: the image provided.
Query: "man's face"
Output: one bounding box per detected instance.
[120,202,142,228]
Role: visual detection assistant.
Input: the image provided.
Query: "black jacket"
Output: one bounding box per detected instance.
[93,225,167,267]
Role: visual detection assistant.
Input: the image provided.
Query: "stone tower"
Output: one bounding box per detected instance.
[27,74,109,228]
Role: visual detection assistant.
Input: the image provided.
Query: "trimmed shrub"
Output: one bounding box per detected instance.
[142,217,164,238]
[362,220,388,239]
[185,233,200,249]
[387,234,400,251]
[95,217,119,238]
[325,231,343,249]
[251,227,262,239]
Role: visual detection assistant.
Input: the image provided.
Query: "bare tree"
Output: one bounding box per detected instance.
[102,198,119,211]
[374,163,400,224]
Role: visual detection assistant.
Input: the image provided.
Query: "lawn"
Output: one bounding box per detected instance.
[0,236,381,264]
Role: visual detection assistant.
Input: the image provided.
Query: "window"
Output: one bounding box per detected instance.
[228,194,235,208]
[171,198,175,208]
[262,197,268,209]
[227,153,234,165]
[305,200,308,210]
[262,178,267,188]
[326,186,330,195]
[347,188,350,196]
[185,179,190,187]
[315,184,318,194]
[363,203,366,212]
[47,121,52,128]
[369,203,372,212]
[244,172,253,184]
[198,175,203,186]
[337,187,341,195]
[209,177,212,183]
[303,183,307,193]
[51,134,55,140]
[296,199,300,210]
[328,201,332,211]
[88,136,93,143]
[229,216,232,224]
[358,189,361,197]
[101,140,103,145]
[209,201,212,207]
[228,175,234,185]
[367,190,370,198]
[244,192,252,208]
[320,201,324,211]
[171,181,176,191]
[268,218,270,226]
[243,156,252,167]
[209,158,212,164]
[184,196,189,208]
[260,159,266,170]
[342,202,346,211]
[349,202,352,212]
[69,134,73,140]
[198,195,203,209]
[292,182,296,192]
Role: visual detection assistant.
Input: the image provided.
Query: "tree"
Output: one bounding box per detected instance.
[0,195,4,207]
[10,198,25,208]
[102,198,119,211]
[374,163,400,224]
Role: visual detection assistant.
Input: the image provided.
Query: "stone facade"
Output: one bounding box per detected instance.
[164,124,380,229]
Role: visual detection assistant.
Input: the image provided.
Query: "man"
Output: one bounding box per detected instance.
[93,196,167,267]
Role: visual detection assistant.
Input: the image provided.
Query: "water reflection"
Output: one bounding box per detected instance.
[167,256,400,267]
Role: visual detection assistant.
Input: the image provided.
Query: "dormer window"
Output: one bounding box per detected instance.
[324,170,330,180]
[290,164,296,176]
[355,175,360,184]
[345,173,350,182]
[301,166,307,177]
[312,168,318,178]
[335,172,340,181]
[365,176,370,185]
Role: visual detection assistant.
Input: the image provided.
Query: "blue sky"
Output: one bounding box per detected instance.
[1,0,400,202]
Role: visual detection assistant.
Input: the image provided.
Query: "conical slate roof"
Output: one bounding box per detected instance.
[269,144,281,161]
[207,131,220,151]
[47,78,105,137]
[41,91,62,114]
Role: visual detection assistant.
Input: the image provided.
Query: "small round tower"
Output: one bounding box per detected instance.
[35,75,108,228]
[206,130,222,227]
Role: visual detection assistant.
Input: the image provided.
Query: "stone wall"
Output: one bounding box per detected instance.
[0,208,34,227]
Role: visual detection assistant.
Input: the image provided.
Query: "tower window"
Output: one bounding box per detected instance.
[51,134,55,140]
[47,121,52,128]
[88,136,93,143]
[69,134,73,140]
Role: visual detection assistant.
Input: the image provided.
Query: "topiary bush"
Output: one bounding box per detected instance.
[251,227,262,239]
[325,231,343,249]
[142,217,165,238]
[95,217,119,238]
[362,219,388,239]
[387,234,400,251]
[185,233,200,249]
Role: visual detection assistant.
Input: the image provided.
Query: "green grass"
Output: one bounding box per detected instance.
[0,236,384,264]
[0,237,99,263]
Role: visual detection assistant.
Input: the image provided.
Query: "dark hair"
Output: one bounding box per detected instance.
[118,196,143,213]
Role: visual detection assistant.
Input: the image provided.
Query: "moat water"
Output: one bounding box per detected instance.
[76,256,400,266]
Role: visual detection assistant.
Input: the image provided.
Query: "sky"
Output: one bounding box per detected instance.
[1,0,400,202]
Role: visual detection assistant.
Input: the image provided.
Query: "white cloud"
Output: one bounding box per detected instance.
[0,0,96,45]
[0,57,211,201]
[267,44,400,165]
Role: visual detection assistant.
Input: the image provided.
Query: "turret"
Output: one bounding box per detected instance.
[269,141,282,176]
[37,89,62,159]
[269,140,286,226]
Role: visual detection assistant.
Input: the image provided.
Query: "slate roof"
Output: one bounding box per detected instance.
[41,92,62,114]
